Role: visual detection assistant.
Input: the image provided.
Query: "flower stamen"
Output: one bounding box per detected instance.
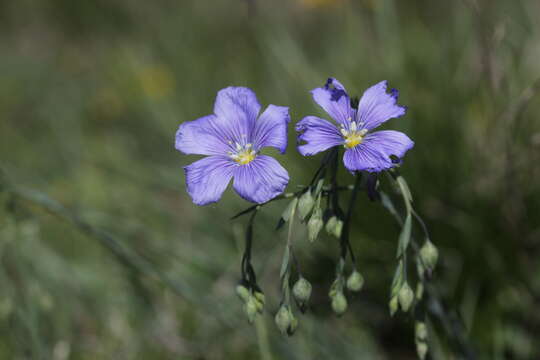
[229,143,257,165]
[340,121,368,149]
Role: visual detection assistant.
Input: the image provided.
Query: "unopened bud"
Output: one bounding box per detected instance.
[298,191,314,220]
[416,341,428,360]
[253,291,265,306]
[415,321,428,341]
[346,270,364,292]
[293,277,312,304]
[287,315,298,336]
[398,283,414,312]
[389,296,399,316]
[275,305,292,335]
[331,291,348,316]
[307,208,323,242]
[236,285,250,302]
[244,297,258,323]
[325,216,343,238]
[420,240,438,271]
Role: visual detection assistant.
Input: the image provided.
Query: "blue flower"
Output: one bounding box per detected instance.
[175,87,290,205]
[296,78,414,172]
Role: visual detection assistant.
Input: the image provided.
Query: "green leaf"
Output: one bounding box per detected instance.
[397,213,412,258]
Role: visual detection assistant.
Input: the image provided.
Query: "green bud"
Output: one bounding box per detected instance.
[415,321,428,341]
[325,216,344,238]
[275,305,292,335]
[287,315,298,336]
[389,296,399,316]
[253,291,265,306]
[244,297,258,323]
[420,240,438,271]
[331,291,348,316]
[398,283,415,312]
[416,341,428,360]
[298,191,315,220]
[236,285,250,302]
[307,207,323,242]
[292,277,312,303]
[346,270,364,292]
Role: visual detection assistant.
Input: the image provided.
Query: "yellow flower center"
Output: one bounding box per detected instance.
[229,143,257,165]
[344,133,364,149]
[340,120,368,149]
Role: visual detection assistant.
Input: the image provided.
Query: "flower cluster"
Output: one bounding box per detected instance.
[174,79,434,359]
[175,78,414,205]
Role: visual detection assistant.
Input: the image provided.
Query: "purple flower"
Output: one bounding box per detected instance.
[175,87,290,205]
[296,78,414,172]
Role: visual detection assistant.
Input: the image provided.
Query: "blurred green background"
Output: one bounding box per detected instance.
[1,0,540,359]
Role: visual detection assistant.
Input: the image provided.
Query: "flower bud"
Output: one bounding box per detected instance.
[236,284,250,302]
[416,341,428,360]
[325,216,343,238]
[307,208,323,242]
[292,277,312,304]
[420,240,438,271]
[331,291,348,316]
[298,191,314,220]
[398,283,414,312]
[275,305,292,335]
[389,296,399,316]
[287,316,298,336]
[346,270,364,292]
[253,290,265,306]
[415,321,428,342]
[244,296,258,323]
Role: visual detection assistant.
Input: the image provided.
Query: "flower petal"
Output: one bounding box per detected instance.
[175,115,231,156]
[252,105,290,153]
[343,130,414,172]
[213,86,261,143]
[357,80,406,130]
[295,116,343,156]
[311,78,354,125]
[233,155,289,204]
[184,156,236,205]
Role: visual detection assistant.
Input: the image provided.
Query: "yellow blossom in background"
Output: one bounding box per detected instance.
[299,0,343,9]
[137,65,175,100]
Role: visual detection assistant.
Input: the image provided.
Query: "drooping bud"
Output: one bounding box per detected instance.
[292,277,312,304]
[244,296,258,323]
[389,296,399,316]
[325,216,343,238]
[298,191,315,221]
[415,321,428,342]
[253,290,265,307]
[398,282,415,312]
[346,270,364,292]
[235,284,250,302]
[331,291,348,316]
[307,207,323,242]
[275,305,292,335]
[416,341,428,360]
[420,240,439,271]
[287,315,298,336]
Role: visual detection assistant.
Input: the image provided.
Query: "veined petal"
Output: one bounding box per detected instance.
[213,86,261,143]
[175,115,231,156]
[311,78,354,126]
[233,155,289,204]
[296,116,343,156]
[184,156,236,205]
[252,105,290,153]
[357,80,406,130]
[343,130,414,172]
